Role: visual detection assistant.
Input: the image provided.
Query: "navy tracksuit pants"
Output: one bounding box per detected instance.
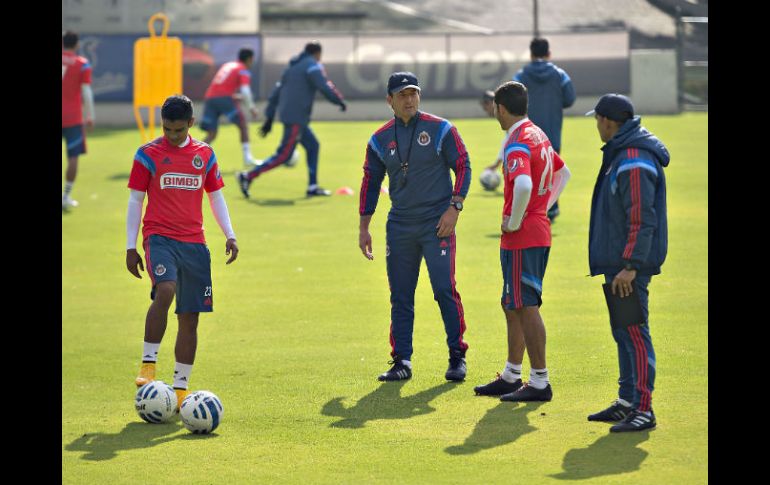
[248,123,320,186]
[604,274,656,412]
[386,218,468,361]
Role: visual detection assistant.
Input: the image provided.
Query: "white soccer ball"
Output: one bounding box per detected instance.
[285,150,300,167]
[179,390,224,434]
[135,381,177,424]
[480,168,501,191]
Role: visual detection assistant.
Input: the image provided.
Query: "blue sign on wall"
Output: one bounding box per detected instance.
[76,34,262,102]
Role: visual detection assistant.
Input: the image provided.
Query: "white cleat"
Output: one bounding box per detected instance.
[62,195,79,210]
[244,157,263,168]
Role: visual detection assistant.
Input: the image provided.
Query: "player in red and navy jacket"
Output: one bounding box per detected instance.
[62,30,95,210]
[586,94,669,432]
[358,72,471,383]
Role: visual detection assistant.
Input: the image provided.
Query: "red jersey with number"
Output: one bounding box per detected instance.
[62,49,92,127]
[204,61,251,99]
[127,136,224,244]
[501,118,564,250]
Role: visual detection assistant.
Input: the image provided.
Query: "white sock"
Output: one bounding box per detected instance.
[529,367,549,389]
[142,342,160,363]
[242,142,252,162]
[173,362,193,389]
[401,359,412,369]
[308,184,318,191]
[64,181,74,197]
[617,398,632,407]
[501,362,522,383]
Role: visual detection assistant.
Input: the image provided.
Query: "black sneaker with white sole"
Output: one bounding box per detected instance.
[609,410,656,432]
[500,382,552,402]
[378,357,412,381]
[445,349,467,381]
[306,186,331,197]
[474,374,523,396]
[237,171,251,198]
[587,400,634,422]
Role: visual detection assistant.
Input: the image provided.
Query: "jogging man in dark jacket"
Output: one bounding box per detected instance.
[237,41,346,198]
[585,94,670,432]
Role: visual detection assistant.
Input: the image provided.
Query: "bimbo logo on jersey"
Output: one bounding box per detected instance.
[160,173,202,190]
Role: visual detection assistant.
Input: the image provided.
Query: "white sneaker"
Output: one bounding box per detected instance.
[244,157,262,168]
[62,195,79,210]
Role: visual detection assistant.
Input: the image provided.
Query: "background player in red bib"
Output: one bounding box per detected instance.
[62,30,95,211]
[200,48,260,167]
[126,94,239,408]
[474,81,571,402]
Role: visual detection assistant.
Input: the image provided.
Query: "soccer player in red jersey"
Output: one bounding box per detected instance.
[200,48,260,167]
[126,95,239,408]
[474,81,571,402]
[61,31,94,210]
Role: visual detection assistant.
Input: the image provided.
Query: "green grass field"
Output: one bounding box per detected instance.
[62,112,707,484]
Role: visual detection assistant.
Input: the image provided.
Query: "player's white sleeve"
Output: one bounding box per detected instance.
[126,190,145,250]
[81,84,95,122]
[239,85,255,112]
[505,174,532,231]
[208,189,236,240]
[547,165,571,211]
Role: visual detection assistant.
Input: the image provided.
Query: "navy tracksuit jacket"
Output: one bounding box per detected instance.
[250,51,345,185]
[360,111,471,361]
[589,116,670,412]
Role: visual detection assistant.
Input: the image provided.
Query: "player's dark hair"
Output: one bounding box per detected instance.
[530,37,549,58]
[161,95,194,121]
[304,41,322,55]
[494,81,528,116]
[63,31,78,49]
[238,48,254,62]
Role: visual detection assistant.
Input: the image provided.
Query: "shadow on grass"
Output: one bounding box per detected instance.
[107,173,130,181]
[550,430,651,480]
[444,401,544,455]
[321,381,457,429]
[64,420,202,461]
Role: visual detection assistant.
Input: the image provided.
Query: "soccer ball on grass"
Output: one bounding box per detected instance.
[480,168,501,191]
[179,390,224,434]
[135,381,177,423]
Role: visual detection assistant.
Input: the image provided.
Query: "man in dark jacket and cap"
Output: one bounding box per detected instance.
[585,93,670,432]
[513,38,575,222]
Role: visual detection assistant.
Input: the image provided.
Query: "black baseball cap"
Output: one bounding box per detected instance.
[387,71,420,95]
[586,94,634,122]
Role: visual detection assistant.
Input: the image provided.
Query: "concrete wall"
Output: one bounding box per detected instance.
[93,49,678,127]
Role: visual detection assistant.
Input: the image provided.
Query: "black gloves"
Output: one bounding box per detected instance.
[259,118,273,137]
[339,102,347,112]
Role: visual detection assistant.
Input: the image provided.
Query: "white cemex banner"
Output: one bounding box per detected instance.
[62,0,259,34]
[261,31,629,99]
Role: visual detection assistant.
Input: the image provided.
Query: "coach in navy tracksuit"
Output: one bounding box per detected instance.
[359,72,471,382]
[586,94,670,432]
[237,41,347,198]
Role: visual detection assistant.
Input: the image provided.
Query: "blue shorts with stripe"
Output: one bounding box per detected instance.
[143,234,213,314]
[62,125,86,157]
[200,96,243,131]
[500,247,550,309]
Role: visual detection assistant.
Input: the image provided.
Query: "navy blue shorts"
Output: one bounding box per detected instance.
[500,247,550,309]
[143,234,213,314]
[200,96,243,131]
[62,125,86,157]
